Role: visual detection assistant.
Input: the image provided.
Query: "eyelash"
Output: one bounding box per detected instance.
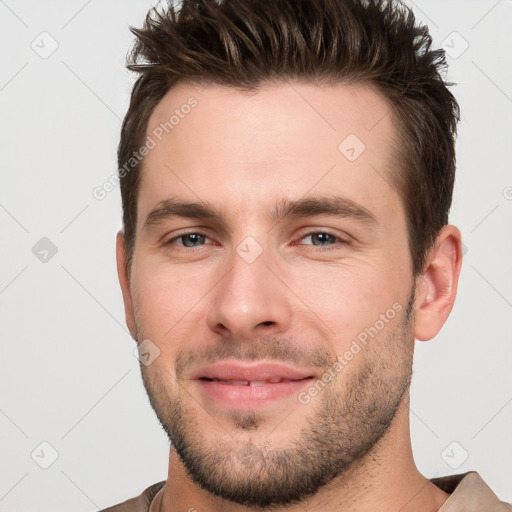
[164,230,350,252]
[294,232,350,250]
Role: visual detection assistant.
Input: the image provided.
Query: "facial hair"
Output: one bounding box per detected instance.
[136,289,416,508]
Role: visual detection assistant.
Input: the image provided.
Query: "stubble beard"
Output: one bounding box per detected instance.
[136,291,415,508]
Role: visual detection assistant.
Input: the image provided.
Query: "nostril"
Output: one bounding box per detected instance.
[259,321,274,327]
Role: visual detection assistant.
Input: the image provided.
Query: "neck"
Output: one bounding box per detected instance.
[158,393,450,512]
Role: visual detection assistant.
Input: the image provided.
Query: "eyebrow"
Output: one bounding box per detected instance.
[270,195,377,225]
[144,198,220,229]
[143,195,378,230]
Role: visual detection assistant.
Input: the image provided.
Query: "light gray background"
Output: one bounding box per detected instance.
[0,0,511,510]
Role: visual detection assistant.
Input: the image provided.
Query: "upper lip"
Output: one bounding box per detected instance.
[189,361,316,381]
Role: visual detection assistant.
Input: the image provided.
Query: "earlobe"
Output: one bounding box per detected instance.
[414,225,463,341]
[115,231,137,340]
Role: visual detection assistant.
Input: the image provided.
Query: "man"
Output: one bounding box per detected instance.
[105,0,510,510]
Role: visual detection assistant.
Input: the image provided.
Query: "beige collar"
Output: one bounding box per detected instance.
[436,471,510,511]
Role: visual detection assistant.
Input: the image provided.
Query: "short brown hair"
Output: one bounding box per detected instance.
[118,0,460,277]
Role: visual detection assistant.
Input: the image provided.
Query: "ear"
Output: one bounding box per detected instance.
[116,231,137,339]
[414,224,463,341]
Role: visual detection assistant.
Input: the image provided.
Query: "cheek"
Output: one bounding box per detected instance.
[131,264,208,340]
[286,260,405,348]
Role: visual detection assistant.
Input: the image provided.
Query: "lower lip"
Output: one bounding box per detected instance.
[194,378,313,409]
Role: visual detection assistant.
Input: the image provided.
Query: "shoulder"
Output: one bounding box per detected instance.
[432,471,512,511]
[98,481,166,512]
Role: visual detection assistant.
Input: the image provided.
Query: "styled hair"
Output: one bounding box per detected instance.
[118,0,460,277]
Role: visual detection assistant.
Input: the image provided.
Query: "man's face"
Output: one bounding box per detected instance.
[123,81,418,507]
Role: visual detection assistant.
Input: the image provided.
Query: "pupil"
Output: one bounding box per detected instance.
[313,233,333,245]
[183,234,204,247]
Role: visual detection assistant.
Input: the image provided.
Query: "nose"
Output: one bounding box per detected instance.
[206,243,292,340]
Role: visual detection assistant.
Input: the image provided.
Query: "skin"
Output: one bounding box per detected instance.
[116,80,463,511]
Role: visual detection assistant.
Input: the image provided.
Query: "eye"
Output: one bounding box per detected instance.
[167,232,212,248]
[297,231,349,249]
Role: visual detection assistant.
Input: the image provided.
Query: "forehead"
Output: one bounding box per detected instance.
[139,80,402,228]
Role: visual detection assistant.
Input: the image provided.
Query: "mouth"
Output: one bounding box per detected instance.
[199,376,313,386]
[190,361,317,409]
